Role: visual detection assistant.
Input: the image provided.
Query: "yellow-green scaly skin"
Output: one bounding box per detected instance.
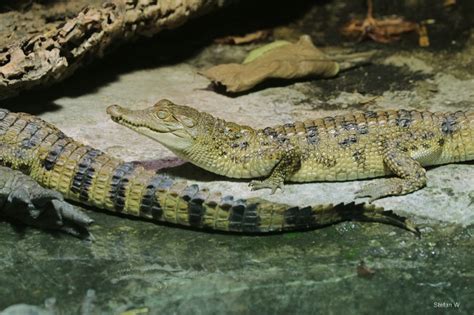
[107,100,474,201]
[0,108,416,233]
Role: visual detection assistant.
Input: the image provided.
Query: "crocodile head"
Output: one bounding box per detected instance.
[107,99,201,155]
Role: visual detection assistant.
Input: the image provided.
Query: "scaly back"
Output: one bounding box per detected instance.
[258,109,474,166]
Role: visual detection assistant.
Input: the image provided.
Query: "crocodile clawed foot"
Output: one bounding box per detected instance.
[3,183,93,238]
[249,179,284,194]
[355,180,401,203]
[50,199,93,228]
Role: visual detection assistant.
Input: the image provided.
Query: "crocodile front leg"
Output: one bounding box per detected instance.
[0,166,93,237]
[249,149,302,194]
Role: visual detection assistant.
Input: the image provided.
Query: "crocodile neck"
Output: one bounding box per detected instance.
[183,115,281,178]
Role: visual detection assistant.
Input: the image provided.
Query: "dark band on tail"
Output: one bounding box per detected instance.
[228,197,261,232]
[70,148,103,201]
[284,206,316,228]
[109,162,137,211]
[139,174,172,219]
[19,122,41,149]
[43,138,71,171]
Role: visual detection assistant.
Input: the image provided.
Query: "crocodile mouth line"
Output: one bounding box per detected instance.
[107,105,147,129]
[109,109,155,131]
[110,115,142,128]
[109,112,182,137]
[111,116,146,129]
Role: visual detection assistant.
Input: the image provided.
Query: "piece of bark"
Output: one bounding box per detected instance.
[214,30,271,45]
[0,0,235,99]
[199,35,340,93]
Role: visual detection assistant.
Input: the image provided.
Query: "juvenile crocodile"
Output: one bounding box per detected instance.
[0,108,416,233]
[107,99,474,201]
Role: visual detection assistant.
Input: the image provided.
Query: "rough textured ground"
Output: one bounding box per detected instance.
[0,1,473,314]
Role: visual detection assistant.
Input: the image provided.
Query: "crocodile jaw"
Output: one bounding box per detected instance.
[106,104,194,154]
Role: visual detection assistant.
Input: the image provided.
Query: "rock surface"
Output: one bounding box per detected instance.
[0,1,473,314]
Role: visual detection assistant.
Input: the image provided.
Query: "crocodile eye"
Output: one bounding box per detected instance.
[157,111,169,119]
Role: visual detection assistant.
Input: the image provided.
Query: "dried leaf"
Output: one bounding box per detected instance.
[444,0,456,7]
[418,24,430,47]
[200,35,340,93]
[215,30,271,45]
[357,260,376,278]
[243,40,291,64]
[341,0,418,44]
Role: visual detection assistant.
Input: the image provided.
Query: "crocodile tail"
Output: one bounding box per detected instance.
[0,108,416,233]
[187,196,419,234]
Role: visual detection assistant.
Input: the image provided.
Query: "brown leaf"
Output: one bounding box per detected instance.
[341,0,418,44]
[357,260,376,278]
[418,24,430,47]
[200,35,339,93]
[444,0,456,7]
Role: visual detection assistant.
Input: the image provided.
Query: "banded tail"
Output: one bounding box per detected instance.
[0,108,416,233]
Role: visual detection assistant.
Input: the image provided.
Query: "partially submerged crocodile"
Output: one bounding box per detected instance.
[0,108,417,233]
[107,99,474,202]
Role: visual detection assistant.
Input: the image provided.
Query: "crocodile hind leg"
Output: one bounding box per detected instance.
[249,149,301,194]
[355,146,427,202]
